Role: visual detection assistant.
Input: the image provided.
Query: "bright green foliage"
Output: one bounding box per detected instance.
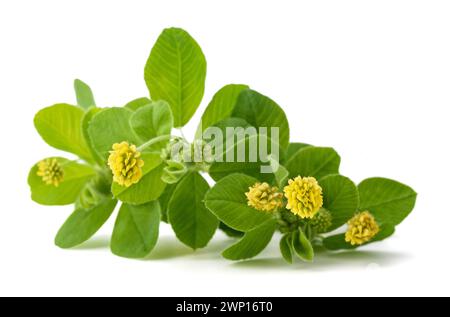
[319,174,359,232]
[204,173,274,232]
[168,172,218,249]
[222,219,277,260]
[111,201,160,258]
[29,26,417,263]
[232,89,289,149]
[285,146,340,179]
[279,234,293,264]
[145,28,206,127]
[34,104,93,162]
[199,84,249,131]
[74,79,96,110]
[358,178,417,225]
[291,230,314,261]
[55,197,117,248]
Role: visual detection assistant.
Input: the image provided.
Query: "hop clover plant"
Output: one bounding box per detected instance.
[28,27,417,262]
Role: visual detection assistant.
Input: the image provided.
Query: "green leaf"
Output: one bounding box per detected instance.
[130,101,173,142]
[87,107,142,161]
[219,222,244,238]
[55,197,117,248]
[112,160,166,205]
[110,201,160,258]
[209,134,276,183]
[323,224,395,250]
[285,146,340,179]
[200,117,251,154]
[204,173,274,232]
[291,230,314,261]
[28,157,95,205]
[158,182,178,223]
[81,107,104,165]
[320,174,359,232]
[279,233,293,264]
[144,27,206,127]
[34,104,93,162]
[222,219,276,260]
[358,178,417,226]
[168,172,218,249]
[284,142,312,160]
[124,97,152,111]
[232,89,289,149]
[74,79,96,110]
[199,84,249,131]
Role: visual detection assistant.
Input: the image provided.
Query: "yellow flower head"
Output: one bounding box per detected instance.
[108,141,144,187]
[283,176,323,218]
[245,182,283,212]
[310,208,333,233]
[345,211,380,246]
[37,158,64,187]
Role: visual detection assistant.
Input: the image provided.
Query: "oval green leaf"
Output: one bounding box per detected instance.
[232,89,289,149]
[320,174,359,232]
[124,97,152,111]
[222,219,276,261]
[358,178,417,226]
[130,100,173,142]
[55,197,117,248]
[74,79,96,110]
[285,146,340,179]
[199,84,249,132]
[111,201,161,258]
[34,104,93,162]
[168,172,218,249]
[144,27,206,127]
[87,107,142,161]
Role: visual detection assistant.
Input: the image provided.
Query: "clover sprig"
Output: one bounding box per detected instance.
[28,27,417,262]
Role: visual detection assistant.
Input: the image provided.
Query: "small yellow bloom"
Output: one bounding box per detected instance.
[108,141,144,187]
[345,211,380,246]
[283,176,323,218]
[245,182,283,212]
[37,158,64,187]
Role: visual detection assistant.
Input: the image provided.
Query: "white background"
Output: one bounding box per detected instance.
[0,0,449,296]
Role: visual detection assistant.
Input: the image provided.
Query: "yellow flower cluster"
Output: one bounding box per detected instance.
[245,182,283,212]
[283,176,323,218]
[345,211,380,245]
[36,158,64,187]
[108,141,144,187]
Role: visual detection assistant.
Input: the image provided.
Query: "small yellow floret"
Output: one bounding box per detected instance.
[245,182,283,212]
[37,158,64,187]
[345,211,380,246]
[283,176,323,218]
[108,141,144,187]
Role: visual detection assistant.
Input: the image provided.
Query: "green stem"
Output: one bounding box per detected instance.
[137,134,173,151]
